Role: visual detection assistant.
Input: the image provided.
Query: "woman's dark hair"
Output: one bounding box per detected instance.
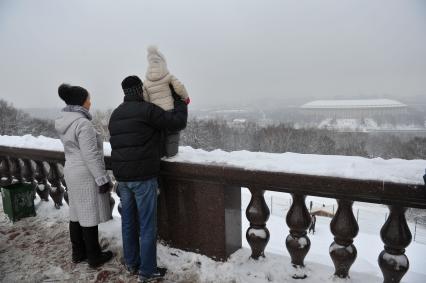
[58,83,89,106]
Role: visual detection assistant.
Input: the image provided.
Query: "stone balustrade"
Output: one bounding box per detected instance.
[1,145,425,283]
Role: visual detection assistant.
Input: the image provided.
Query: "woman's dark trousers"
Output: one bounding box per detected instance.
[69,221,87,263]
[69,221,112,267]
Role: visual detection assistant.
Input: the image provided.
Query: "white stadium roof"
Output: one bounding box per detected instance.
[301,99,407,109]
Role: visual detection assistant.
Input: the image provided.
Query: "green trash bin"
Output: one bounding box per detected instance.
[1,183,36,222]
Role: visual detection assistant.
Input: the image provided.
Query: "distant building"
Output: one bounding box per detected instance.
[300,99,407,119]
[228,118,247,129]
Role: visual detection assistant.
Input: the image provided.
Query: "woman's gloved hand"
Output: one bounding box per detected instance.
[99,181,113,194]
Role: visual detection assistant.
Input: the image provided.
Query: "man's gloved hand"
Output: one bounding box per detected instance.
[423,173,426,186]
[169,84,187,106]
[99,181,113,194]
[169,84,180,102]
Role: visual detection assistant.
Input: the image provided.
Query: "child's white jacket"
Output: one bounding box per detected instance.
[144,46,189,111]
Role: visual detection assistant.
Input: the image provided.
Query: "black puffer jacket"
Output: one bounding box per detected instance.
[108,95,187,181]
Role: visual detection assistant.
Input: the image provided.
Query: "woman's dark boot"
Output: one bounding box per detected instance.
[69,221,87,263]
[82,225,113,268]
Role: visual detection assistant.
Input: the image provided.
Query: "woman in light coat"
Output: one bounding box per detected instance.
[55,83,113,268]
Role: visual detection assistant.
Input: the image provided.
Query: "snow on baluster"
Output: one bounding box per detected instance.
[245,187,270,259]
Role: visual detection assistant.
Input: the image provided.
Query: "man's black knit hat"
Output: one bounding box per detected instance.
[121,75,143,96]
[58,84,89,106]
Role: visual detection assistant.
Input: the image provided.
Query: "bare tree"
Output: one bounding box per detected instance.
[0,99,56,137]
[92,109,113,141]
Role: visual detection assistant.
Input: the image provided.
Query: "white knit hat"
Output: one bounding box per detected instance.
[146,45,169,81]
[147,45,167,64]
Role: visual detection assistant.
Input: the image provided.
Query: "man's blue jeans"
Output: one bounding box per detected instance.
[118,178,158,277]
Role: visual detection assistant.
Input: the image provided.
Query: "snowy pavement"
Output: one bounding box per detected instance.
[1,192,426,283]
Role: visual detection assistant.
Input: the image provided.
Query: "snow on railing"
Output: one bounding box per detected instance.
[1,134,424,184]
[1,135,425,283]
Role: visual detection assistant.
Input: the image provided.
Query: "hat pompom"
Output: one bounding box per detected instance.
[146,45,166,64]
[58,83,88,106]
[58,84,71,102]
[147,45,158,54]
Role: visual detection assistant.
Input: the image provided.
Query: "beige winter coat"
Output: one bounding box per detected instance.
[55,108,111,227]
[144,46,189,111]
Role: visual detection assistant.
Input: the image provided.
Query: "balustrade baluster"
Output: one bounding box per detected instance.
[0,157,11,186]
[329,200,358,278]
[245,187,270,259]
[63,188,69,205]
[22,159,35,184]
[47,162,65,209]
[34,161,50,201]
[286,193,311,279]
[109,192,115,219]
[378,205,411,283]
[57,164,69,205]
[118,202,122,216]
[9,158,22,183]
[22,159,37,200]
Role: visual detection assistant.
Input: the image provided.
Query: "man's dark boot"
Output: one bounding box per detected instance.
[139,267,167,283]
[82,225,113,268]
[69,221,87,263]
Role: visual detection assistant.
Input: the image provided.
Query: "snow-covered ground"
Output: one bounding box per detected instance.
[1,135,425,184]
[1,191,425,283]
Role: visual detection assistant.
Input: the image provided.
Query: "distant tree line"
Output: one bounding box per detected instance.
[180,119,426,160]
[0,99,57,138]
[1,100,425,160]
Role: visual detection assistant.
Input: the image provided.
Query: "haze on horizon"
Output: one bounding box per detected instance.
[0,0,425,110]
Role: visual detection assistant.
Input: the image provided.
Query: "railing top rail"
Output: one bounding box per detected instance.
[0,146,65,163]
[1,145,425,209]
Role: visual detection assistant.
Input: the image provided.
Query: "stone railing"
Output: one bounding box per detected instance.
[0,145,425,283]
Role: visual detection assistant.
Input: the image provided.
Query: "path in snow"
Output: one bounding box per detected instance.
[0,198,135,282]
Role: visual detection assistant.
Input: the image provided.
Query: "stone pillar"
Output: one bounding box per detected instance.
[158,177,241,261]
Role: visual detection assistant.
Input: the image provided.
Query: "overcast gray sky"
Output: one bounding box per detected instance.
[0,0,425,110]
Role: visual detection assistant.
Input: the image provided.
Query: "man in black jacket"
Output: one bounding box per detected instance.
[108,75,187,282]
